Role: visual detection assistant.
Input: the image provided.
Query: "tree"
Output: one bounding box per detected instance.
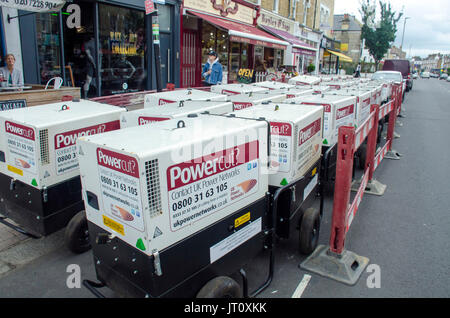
[307,63,315,74]
[360,0,403,69]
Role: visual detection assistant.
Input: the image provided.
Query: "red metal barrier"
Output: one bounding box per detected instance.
[300,84,403,285]
[329,104,379,254]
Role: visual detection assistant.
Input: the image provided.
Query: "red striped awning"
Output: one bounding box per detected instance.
[189,11,289,50]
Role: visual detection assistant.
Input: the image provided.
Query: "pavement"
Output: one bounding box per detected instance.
[0,78,449,298]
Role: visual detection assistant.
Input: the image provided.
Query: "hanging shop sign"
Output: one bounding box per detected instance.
[0,0,65,12]
[184,0,255,25]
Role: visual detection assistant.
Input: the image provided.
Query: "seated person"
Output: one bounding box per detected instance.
[0,54,24,87]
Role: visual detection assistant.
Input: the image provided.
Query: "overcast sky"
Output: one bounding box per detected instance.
[333,0,450,58]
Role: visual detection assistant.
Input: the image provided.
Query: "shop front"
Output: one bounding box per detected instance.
[16,0,181,97]
[180,0,288,87]
[320,35,352,74]
[257,9,317,75]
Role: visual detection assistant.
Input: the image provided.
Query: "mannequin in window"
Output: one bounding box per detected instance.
[82,35,96,98]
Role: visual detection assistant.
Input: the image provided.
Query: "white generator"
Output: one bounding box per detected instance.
[288,94,357,147]
[325,89,372,128]
[288,75,321,86]
[210,83,268,95]
[78,114,269,257]
[230,104,323,187]
[0,100,124,239]
[229,92,287,111]
[264,87,315,99]
[361,83,383,105]
[144,89,227,108]
[252,81,295,90]
[120,101,233,128]
[283,87,315,99]
[311,85,331,94]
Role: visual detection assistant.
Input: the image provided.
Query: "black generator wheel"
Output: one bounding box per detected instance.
[196,276,242,298]
[299,208,321,255]
[65,211,91,254]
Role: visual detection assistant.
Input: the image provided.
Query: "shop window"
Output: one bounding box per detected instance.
[158,5,172,32]
[216,29,228,69]
[229,42,241,82]
[36,13,62,85]
[98,4,145,96]
[201,22,216,60]
[62,2,96,97]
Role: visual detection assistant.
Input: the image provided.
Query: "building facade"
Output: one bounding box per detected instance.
[385,45,407,60]
[333,14,362,64]
[1,0,182,97]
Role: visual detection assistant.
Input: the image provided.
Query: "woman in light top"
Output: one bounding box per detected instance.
[0,54,24,87]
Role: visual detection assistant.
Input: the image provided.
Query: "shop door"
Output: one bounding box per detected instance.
[159,33,172,87]
[181,30,200,87]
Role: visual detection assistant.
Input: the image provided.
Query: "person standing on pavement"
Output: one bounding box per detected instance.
[0,54,24,87]
[202,51,223,86]
[354,63,361,78]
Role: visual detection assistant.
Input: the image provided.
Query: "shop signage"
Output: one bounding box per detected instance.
[292,47,316,57]
[0,0,65,12]
[257,9,295,34]
[0,99,27,111]
[109,32,140,56]
[229,35,286,50]
[145,0,156,15]
[184,0,255,25]
[237,69,254,84]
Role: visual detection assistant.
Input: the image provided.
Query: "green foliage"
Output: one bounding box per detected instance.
[360,0,403,66]
[307,63,315,73]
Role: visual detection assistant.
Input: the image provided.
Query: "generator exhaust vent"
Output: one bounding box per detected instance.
[39,129,50,165]
[145,159,162,218]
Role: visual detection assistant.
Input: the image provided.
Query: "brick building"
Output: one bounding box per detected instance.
[333,14,362,64]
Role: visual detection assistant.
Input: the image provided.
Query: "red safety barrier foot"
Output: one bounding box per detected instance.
[300,245,369,286]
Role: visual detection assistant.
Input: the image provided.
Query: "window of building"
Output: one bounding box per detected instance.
[320,4,330,27]
[62,1,96,97]
[36,13,62,85]
[273,0,279,13]
[98,4,145,96]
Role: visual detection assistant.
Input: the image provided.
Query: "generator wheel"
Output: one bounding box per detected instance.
[358,144,367,170]
[299,208,321,255]
[65,211,91,254]
[196,276,242,298]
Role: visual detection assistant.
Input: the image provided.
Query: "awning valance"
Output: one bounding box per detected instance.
[324,50,353,63]
[260,25,317,53]
[188,11,289,50]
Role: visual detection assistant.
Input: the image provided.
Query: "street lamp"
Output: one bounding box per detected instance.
[400,17,410,50]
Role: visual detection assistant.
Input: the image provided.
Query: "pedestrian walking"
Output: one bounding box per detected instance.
[202,51,223,86]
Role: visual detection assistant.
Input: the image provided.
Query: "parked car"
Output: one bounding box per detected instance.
[412,73,419,79]
[421,72,430,79]
[382,59,413,91]
[430,73,439,78]
[439,73,448,80]
[372,71,406,99]
[447,76,450,82]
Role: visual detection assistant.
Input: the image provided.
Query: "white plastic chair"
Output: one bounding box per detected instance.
[45,77,63,90]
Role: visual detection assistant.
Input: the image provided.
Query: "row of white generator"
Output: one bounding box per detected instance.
[0,77,396,298]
